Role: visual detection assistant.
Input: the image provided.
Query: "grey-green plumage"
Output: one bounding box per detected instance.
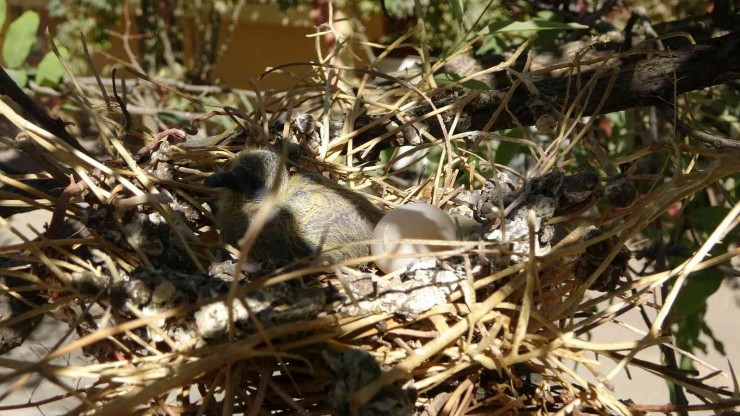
[205,149,383,266]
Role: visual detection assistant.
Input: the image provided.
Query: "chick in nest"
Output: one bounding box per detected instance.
[205,148,383,266]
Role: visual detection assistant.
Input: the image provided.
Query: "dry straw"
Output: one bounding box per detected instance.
[1,23,739,416]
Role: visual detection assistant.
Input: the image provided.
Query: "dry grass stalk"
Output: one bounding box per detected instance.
[0,29,739,416]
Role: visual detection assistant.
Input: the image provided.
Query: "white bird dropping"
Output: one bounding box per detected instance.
[371,202,457,273]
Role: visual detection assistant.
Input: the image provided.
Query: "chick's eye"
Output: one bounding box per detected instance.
[241,178,263,195]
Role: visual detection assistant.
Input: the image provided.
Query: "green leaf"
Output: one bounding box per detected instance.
[157,111,188,126]
[434,72,489,91]
[674,278,728,367]
[2,10,40,69]
[688,206,739,242]
[535,10,559,21]
[477,35,507,55]
[5,67,27,87]
[718,113,738,123]
[702,321,725,355]
[673,269,723,321]
[488,18,588,34]
[449,0,464,25]
[36,48,68,87]
[676,311,705,354]
[0,0,7,33]
[494,141,523,165]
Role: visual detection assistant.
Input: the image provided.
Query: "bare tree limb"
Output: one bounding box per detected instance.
[0,67,86,154]
[336,32,740,155]
[659,103,740,149]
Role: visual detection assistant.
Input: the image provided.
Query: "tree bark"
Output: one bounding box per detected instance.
[335,32,740,155]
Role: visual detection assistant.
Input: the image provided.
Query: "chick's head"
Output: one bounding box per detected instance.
[204,149,288,201]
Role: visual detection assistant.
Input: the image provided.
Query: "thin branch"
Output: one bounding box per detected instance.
[659,103,740,149]
[331,32,740,155]
[0,67,86,154]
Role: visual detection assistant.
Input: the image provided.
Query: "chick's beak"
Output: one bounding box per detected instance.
[204,172,239,191]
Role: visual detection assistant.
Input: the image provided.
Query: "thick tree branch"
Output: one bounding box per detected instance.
[0,67,86,154]
[338,32,740,155]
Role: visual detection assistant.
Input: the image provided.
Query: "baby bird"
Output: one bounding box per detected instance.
[205,149,383,266]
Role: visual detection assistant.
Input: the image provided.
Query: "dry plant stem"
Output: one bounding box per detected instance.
[577,248,740,329]
[341,33,740,154]
[0,173,60,207]
[477,79,520,144]
[67,75,251,97]
[0,99,141,199]
[0,295,75,333]
[350,273,528,413]
[0,217,69,284]
[111,68,131,130]
[548,63,620,174]
[651,201,740,335]
[123,67,226,110]
[1,17,738,415]
[124,128,187,164]
[245,366,269,416]
[442,378,473,415]
[0,392,77,411]
[80,35,111,111]
[660,103,740,149]
[606,351,733,398]
[47,173,93,239]
[105,134,206,272]
[0,68,85,154]
[548,155,740,326]
[629,399,740,413]
[511,211,538,355]
[262,61,450,143]
[46,30,91,109]
[93,313,374,414]
[0,238,94,254]
[111,0,145,74]
[435,36,535,95]
[266,378,310,415]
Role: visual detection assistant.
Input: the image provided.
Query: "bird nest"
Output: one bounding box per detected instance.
[1,36,739,416]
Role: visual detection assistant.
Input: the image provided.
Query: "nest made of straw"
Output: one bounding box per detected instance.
[1,32,739,416]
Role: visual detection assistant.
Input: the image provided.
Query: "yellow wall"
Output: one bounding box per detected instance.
[210,5,386,90]
[2,2,386,91]
[214,15,319,90]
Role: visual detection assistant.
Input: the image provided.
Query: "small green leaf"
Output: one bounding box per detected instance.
[157,111,188,126]
[702,321,725,355]
[5,67,27,87]
[477,35,507,55]
[688,206,739,242]
[2,10,40,69]
[673,269,723,321]
[36,47,68,87]
[494,141,523,165]
[449,0,464,25]
[535,10,559,21]
[0,0,7,33]
[488,18,588,34]
[434,72,489,91]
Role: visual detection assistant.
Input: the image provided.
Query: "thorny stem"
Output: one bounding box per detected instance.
[46,170,102,240]
[629,398,740,413]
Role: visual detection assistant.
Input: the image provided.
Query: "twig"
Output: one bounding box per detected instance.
[80,33,112,112]
[629,398,740,413]
[0,67,85,154]
[659,103,740,149]
[47,170,102,239]
[112,68,131,131]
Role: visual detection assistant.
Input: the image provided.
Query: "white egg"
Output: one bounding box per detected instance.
[371,202,457,273]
